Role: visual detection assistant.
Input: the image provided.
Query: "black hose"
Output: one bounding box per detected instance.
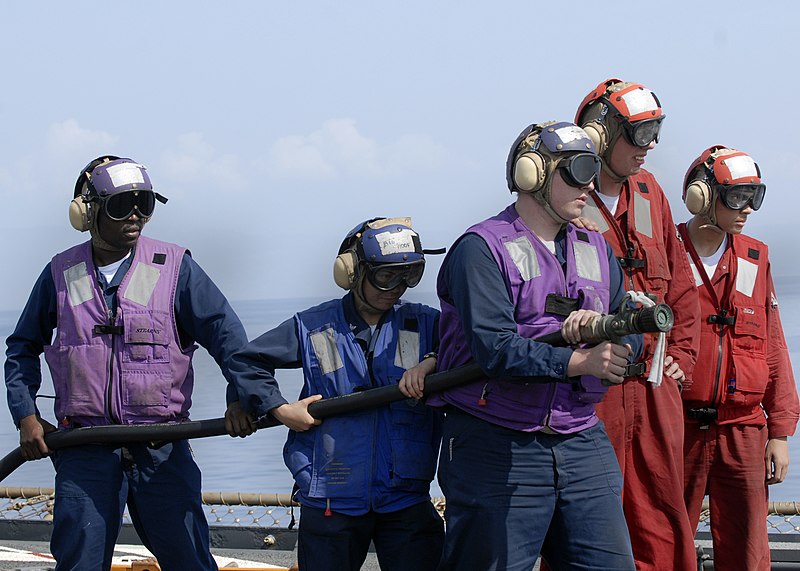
[0,362,486,484]
[0,303,673,483]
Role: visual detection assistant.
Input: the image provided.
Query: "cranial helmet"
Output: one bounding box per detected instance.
[69,156,165,232]
[506,121,600,222]
[683,145,765,223]
[575,78,665,175]
[333,217,425,291]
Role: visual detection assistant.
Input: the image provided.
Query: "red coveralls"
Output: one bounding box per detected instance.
[678,225,800,571]
[582,169,701,571]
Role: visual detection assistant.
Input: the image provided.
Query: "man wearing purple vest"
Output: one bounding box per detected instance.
[4,156,249,571]
[429,122,642,570]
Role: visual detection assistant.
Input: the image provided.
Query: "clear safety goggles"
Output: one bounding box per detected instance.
[557,153,602,188]
[621,116,664,148]
[717,183,766,211]
[366,261,425,291]
[103,190,157,221]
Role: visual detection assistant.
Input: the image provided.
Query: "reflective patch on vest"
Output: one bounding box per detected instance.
[688,258,703,287]
[633,192,653,238]
[310,328,344,375]
[64,262,95,307]
[736,257,758,298]
[123,263,161,307]
[394,329,420,370]
[504,236,540,281]
[582,202,609,234]
[573,241,602,283]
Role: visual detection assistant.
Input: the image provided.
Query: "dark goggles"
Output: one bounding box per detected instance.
[557,153,602,188]
[103,190,157,221]
[366,261,425,291]
[717,183,766,211]
[621,116,664,148]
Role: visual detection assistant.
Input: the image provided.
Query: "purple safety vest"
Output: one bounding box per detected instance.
[433,204,611,433]
[44,236,195,426]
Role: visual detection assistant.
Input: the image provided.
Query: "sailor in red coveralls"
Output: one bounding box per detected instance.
[678,145,800,571]
[575,78,701,571]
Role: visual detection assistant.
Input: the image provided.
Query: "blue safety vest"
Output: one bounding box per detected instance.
[285,298,441,515]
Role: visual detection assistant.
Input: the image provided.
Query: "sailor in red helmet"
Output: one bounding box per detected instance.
[575,79,701,570]
[678,146,799,571]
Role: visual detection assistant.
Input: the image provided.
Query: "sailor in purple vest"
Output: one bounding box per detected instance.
[429,122,643,571]
[4,156,251,571]
[227,218,444,571]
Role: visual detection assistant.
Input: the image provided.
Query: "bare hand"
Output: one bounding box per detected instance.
[567,341,632,385]
[399,357,437,399]
[225,401,257,438]
[271,395,324,432]
[19,415,56,460]
[570,216,601,232]
[561,309,602,346]
[766,437,790,485]
[663,355,685,383]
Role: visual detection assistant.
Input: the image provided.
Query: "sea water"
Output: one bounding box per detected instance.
[2,281,799,501]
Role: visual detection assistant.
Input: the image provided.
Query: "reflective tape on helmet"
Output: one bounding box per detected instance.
[715,154,760,184]
[106,162,147,190]
[614,87,661,121]
[375,227,417,256]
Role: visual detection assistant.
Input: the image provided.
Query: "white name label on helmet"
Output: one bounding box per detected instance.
[376,228,417,255]
[555,125,590,145]
[724,155,759,180]
[107,163,146,189]
[621,89,658,116]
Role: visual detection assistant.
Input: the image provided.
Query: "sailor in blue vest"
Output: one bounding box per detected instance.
[228,217,444,571]
[5,156,250,571]
[429,123,643,570]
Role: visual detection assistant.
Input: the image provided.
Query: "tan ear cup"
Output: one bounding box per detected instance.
[684,180,712,215]
[581,121,608,155]
[513,152,546,192]
[333,252,358,290]
[68,198,92,232]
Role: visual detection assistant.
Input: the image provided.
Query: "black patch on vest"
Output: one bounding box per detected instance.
[637,182,649,194]
[545,294,580,317]
[575,231,590,243]
[403,318,419,332]
[748,248,760,260]
[93,324,124,335]
[152,253,167,265]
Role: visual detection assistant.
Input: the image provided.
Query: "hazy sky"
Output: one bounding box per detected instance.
[1,2,797,311]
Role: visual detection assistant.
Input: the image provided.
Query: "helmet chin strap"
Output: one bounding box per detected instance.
[352,272,385,318]
[531,182,571,226]
[699,194,727,234]
[601,136,627,182]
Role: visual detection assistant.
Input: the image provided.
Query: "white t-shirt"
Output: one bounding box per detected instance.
[690,234,727,285]
[97,251,132,285]
[595,191,620,216]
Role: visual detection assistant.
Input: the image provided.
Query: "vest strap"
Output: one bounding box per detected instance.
[93,324,124,335]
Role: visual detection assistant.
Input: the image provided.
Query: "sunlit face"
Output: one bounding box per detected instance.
[607,134,655,178]
[713,196,752,235]
[95,208,146,251]
[360,276,406,313]
[549,170,593,220]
